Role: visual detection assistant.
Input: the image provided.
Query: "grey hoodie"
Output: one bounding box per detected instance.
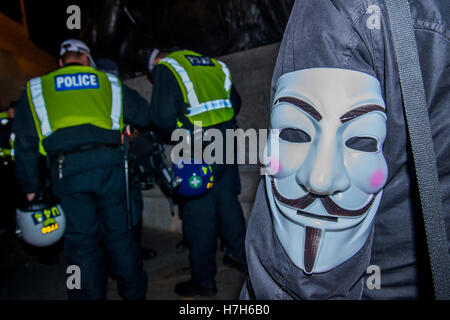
[241,0,449,299]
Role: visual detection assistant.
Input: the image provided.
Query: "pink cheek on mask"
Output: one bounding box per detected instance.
[370,169,385,189]
[267,158,281,175]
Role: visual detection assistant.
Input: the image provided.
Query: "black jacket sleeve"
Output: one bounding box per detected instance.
[149,64,184,140]
[13,89,42,194]
[122,84,152,128]
[230,84,241,116]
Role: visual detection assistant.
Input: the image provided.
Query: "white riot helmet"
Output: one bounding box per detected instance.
[16,192,66,247]
[264,68,388,274]
[59,39,96,68]
[146,48,160,74]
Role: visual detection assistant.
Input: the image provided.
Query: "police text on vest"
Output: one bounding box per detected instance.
[55,73,100,91]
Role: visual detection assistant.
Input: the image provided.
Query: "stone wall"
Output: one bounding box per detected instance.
[124,42,280,233]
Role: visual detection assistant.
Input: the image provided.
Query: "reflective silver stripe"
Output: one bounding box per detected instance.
[218,61,232,93]
[187,99,232,117]
[29,77,52,137]
[161,57,200,107]
[107,74,122,130]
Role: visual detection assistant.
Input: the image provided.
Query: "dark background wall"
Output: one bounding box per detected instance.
[18,0,293,77]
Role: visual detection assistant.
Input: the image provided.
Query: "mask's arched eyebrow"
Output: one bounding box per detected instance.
[340,105,386,123]
[274,96,322,121]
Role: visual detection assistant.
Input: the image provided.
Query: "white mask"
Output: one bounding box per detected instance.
[265,68,388,273]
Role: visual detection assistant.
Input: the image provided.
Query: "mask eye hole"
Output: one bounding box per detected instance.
[279,128,311,143]
[345,137,378,152]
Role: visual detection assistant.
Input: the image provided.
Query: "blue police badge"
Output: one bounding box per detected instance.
[185,55,215,67]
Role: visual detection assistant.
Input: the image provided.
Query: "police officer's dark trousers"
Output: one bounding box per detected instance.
[181,163,246,287]
[50,147,147,299]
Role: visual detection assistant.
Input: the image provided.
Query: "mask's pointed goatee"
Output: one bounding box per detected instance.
[304,226,322,273]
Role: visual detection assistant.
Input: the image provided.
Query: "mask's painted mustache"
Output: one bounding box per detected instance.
[271,179,377,217]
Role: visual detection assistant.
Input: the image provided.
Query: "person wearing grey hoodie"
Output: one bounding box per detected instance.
[241,0,449,300]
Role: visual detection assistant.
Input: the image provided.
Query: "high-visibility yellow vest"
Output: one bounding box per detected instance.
[26,65,124,155]
[158,50,234,128]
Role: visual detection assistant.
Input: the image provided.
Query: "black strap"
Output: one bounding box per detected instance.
[385,0,450,300]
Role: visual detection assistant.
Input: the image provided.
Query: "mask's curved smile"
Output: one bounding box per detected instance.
[271,179,378,218]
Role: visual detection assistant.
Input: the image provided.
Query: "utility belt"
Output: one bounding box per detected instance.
[48,142,121,179]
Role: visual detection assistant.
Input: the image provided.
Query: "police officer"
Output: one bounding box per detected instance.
[148,48,246,297]
[14,39,149,299]
[0,102,20,236]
